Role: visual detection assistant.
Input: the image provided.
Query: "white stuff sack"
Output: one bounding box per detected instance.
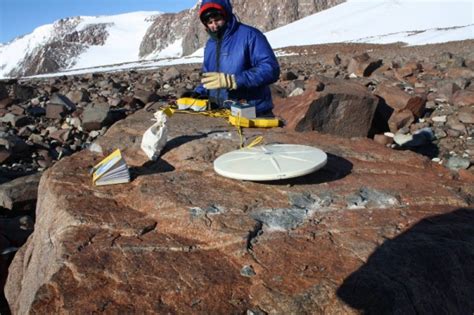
[140,110,169,161]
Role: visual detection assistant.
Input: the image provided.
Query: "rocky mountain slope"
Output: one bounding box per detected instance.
[0,0,344,78]
[0,12,161,78]
[17,20,111,76]
[142,0,344,57]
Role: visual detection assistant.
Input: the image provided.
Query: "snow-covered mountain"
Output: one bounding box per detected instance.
[0,0,342,78]
[0,0,472,79]
[0,12,163,78]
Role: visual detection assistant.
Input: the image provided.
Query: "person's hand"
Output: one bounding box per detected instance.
[201,72,237,90]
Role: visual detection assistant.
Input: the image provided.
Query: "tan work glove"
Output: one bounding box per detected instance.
[201,72,237,90]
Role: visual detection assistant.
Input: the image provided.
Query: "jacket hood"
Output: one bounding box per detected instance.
[200,0,233,18]
[200,0,238,40]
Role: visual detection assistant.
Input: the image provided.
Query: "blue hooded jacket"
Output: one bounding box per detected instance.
[195,0,280,115]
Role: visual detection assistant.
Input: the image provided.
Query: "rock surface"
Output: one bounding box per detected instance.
[5,106,473,314]
[274,79,378,137]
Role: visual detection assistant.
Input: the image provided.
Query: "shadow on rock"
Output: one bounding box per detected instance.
[337,208,474,314]
[0,215,34,315]
[132,130,231,178]
[1,253,12,315]
[161,133,212,155]
[368,99,393,138]
[131,159,175,179]
[131,134,211,179]
[394,128,440,159]
[262,153,353,186]
[0,170,37,186]
[398,143,440,160]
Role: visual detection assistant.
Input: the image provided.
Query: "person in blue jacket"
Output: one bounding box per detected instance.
[194,0,280,116]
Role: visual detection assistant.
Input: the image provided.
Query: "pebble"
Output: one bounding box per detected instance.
[425,101,436,109]
[398,127,411,135]
[240,265,256,277]
[447,129,462,137]
[432,115,447,123]
[393,133,413,146]
[435,129,447,139]
[289,87,305,97]
[89,130,101,138]
[1,247,18,255]
[446,156,471,171]
[88,143,103,154]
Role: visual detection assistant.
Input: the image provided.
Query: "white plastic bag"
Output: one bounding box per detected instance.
[140,109,170,161]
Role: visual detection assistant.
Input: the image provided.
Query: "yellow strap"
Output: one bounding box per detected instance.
[176,97,209,110]
[228,115,280,128]
[162,107,174,117]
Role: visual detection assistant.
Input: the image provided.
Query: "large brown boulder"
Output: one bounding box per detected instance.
[375,83,426,116]
[347,53,383,77]
[274,79,379,137]
[388,109,415,133]
[5,106,473,314]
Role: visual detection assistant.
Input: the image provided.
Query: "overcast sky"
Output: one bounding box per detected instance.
[0,0,198,44]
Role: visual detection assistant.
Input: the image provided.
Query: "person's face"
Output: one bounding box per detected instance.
[205,14,226,33]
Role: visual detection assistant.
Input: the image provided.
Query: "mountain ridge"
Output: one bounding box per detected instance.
[0,0,344,78]
[1,0,472,79]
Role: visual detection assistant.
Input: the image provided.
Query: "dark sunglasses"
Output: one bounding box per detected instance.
[202,11,225,24]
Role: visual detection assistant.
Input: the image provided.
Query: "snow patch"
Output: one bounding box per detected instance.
[71,12,162,69]
[266,0,473,48]
[146,38,184,60]
[0,24,54,75]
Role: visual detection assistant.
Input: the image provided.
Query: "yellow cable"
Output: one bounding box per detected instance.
[246,136,263,148]
[172,107,230,118]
